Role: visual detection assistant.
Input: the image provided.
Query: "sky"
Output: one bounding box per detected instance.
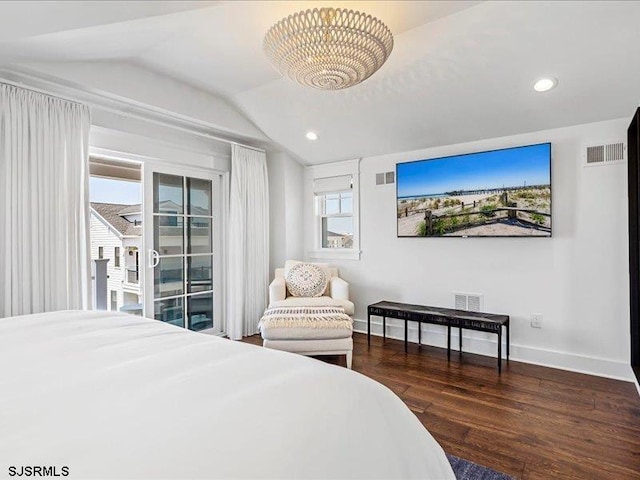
[90,177,141,205]
[325,217,353,236]
[90,176,209,212]
[396,143,551,198]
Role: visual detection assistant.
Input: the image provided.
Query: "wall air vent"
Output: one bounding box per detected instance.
[585,141,625,166]
[606,142,625,162]
[385,171,395,184]
[453,292,483,312]
[375,171,395,185]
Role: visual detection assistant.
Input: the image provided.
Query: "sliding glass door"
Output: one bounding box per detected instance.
[143,165,224,334]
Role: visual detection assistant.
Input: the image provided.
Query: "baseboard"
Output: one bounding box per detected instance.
[354,318,635,383]
[633,370,640,397]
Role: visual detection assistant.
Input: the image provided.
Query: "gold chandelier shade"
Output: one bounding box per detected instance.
[263,7,394,90]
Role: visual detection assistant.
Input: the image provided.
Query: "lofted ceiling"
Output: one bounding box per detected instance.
[1,1,639,164]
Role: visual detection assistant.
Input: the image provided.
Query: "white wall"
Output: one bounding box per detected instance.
[304,118,633,381]
[1,64,268,172]
[268,152,304,274]
[284,155,304,266]
[14,62,269,143]
[90,113,231,173]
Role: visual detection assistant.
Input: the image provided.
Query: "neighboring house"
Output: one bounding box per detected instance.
[90,203,142,313]
[325,230,353,249]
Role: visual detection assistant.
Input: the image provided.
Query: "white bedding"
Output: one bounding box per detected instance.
[0,311,454,479]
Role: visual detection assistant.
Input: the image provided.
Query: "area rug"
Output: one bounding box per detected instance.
[447,454,515,480]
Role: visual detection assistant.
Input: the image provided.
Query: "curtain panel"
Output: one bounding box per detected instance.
[0,83,91,317]
[227,144,269,339]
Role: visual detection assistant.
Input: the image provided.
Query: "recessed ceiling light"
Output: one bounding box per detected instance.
[306,131,318,141]
[534,77,558,92]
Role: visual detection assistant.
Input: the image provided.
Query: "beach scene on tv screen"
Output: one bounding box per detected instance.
[397,143,551,237]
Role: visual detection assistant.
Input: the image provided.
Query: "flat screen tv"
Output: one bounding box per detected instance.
[396,143,551,237]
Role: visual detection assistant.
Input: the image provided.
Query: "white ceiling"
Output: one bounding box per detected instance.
[1,1,639,164]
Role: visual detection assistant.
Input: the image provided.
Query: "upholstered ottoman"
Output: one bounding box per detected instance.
[258,306,353,369]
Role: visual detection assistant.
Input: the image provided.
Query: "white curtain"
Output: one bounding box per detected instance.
[227,144,269,339]
[0,83,91,317]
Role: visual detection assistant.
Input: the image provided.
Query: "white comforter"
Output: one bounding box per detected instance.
[0,311,454,479]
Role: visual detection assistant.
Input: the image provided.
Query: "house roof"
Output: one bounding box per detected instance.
[117,204,142,215]
[156,200,209,216]
[91,203,142,237]
[326,231,353,237]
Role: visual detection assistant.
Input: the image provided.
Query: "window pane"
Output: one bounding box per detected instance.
[324,194,340,214]
[341,192,353,214]
[322,217,354,248]
[154,216,184,255]
[188,217,212,254]
[188,293,213,331]
[187,177,212,216]
[154,297,184,328]
[188,255,213,293]
[154,173,183,214]
[154,257,184,298]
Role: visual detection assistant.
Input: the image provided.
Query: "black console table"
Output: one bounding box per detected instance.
[367,301,510,372]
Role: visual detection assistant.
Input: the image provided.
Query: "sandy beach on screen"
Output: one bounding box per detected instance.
[445,222,550,237]
[445,193,493,205]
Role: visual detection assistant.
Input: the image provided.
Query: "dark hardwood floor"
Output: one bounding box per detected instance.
[243,332,640,479]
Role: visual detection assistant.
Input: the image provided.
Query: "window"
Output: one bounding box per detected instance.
[110,290,118,311]
[98,246,104,259]
[318,191,354,249]
[310,169,359,260]
[150,172,217,333]
[114,247,120,267]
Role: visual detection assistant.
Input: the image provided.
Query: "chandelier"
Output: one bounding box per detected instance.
[264,7,394,90]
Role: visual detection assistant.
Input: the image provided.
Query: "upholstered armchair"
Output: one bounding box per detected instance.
[260,261,355,368]
[268,262,354,315]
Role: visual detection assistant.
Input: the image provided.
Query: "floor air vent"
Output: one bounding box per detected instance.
[585,142,625,165]
[453,292,483,312]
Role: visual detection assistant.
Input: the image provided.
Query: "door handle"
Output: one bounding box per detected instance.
[149,249,160,268]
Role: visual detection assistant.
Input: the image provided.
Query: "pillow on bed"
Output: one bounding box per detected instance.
[285,262,329,298]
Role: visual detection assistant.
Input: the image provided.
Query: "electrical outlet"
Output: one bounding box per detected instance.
[531,314,543,329]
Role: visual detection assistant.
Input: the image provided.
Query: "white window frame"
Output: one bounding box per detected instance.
[88,147,229,336]
[307,160,361,261]
[316,190,355,250]
[142,161,228,336]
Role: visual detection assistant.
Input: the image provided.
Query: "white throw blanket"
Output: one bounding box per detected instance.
[259,306,353,331]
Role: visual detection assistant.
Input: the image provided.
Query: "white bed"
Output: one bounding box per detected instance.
[0,311,455,479]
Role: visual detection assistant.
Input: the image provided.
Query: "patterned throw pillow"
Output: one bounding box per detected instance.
[285,263,328,298]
